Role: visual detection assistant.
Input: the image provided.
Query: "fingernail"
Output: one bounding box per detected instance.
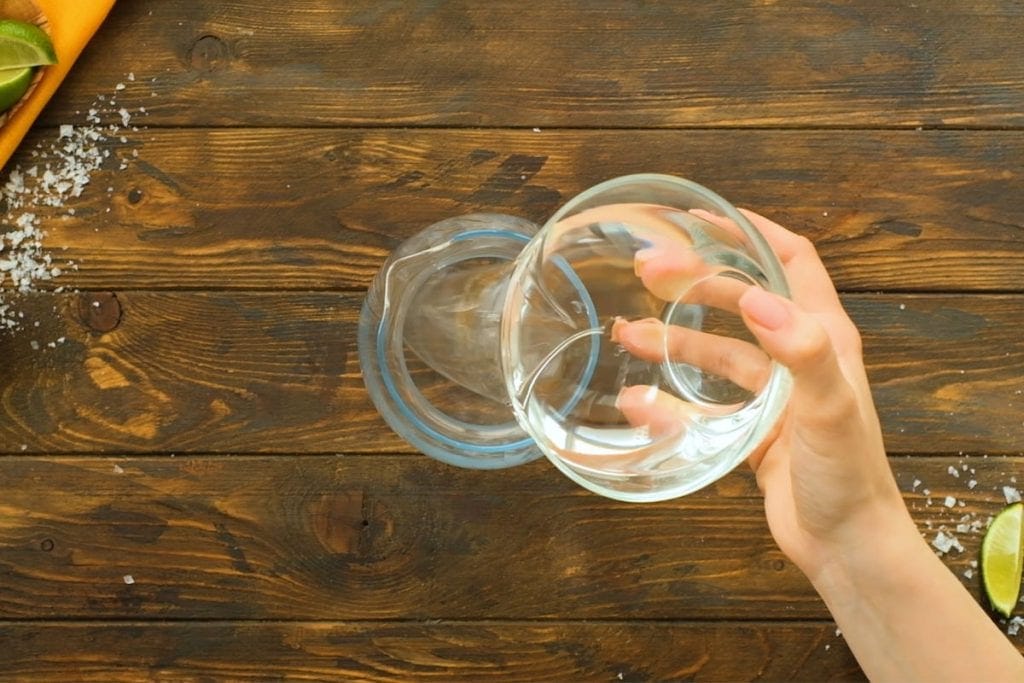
[740,287,790,331]
[634,248,656,275]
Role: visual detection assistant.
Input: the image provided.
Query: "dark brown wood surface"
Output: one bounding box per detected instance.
[39,1,1024,129]
[2,0,1023,680]
[0,622,862,681]
[1,292,1023,454]
[0,456,1007,621]
[14,128,1024,293]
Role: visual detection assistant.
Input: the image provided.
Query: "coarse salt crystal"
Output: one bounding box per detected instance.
[944,496,957,508]
[115,82,125,91]
[947,465,959,478]
[59,125,73,138]
[123,574,135,584]
[112,464,124,474]
[1004,486,1022,504]
[932,531,964,554]
[1008,617,1024,636]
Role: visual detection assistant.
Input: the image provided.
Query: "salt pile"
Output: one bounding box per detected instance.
[0,80,147,331]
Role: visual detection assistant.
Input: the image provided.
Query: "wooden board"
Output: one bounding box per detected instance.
[0,621,865,681]
[39,0,1024,129]
[6,128,1023,292]
[5,1,1024,679]
[1,292,1022,454]
[0,456,1013,621]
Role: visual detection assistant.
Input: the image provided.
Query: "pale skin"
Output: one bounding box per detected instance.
[614,209,1024,682]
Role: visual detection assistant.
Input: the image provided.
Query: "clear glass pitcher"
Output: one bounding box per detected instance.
[359,174,791,501]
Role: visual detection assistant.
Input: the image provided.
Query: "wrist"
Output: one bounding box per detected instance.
[805,500,924,598]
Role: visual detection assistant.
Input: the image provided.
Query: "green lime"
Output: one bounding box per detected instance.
[0,66,33,113]
[0,19,56,69]
[981,502,1024,618]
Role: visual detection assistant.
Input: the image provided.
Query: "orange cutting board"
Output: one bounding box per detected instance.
[0,0,116,169]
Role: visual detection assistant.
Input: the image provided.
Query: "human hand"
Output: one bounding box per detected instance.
[617,208,1024,681]
[723,210,914,581]
[615,208,913,580]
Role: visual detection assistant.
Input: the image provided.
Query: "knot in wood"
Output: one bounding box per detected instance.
[188,34,231,73]
[78,292,123,333]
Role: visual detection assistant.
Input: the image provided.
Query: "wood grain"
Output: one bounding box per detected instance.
[7,128,1024,292]
[1,292,1023,454]
[0,455,1015,622]
[39,0,1024,129]
[0,621,866,681]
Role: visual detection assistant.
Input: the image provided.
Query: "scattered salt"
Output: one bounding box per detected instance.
[123,574,135,584]
[1004,486,1021,504]
[0,79,146,330]
[943,496,957,508]
[115,82,126,91]
[112,464,124,474]
[1008,617,1024,637]
[912,479,921,491]
[947,465,959,478]
[932,531,964,555]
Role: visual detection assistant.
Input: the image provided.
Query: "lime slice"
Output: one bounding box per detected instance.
[0,66,33,113]
[0,19,56,70]
[981,502,1024,618]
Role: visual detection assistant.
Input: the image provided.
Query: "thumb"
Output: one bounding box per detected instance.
[738,287,851,422]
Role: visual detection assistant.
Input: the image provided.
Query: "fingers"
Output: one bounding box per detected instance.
[692,208,845,319]
[615,384,697,439]
[611,317,772,394]
[634,248,755,314]
[736,208,844,316]
[634,246,720,302]
[738,287,857,430]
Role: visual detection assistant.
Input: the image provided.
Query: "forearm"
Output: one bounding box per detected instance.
[812,518,1024,682]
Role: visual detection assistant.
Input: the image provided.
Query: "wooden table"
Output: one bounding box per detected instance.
[2,1,1023,680]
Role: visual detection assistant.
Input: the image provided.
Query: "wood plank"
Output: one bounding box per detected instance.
[40,0,1024,128]
[7,128,1024,292]
[1,292,1023,454]
[0,621,867,681]
[0,455,1016,622]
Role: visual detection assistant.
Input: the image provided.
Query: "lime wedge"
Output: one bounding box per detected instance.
[0,19,56,70]
[0,66,33,113]
[981,502,1024,618]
